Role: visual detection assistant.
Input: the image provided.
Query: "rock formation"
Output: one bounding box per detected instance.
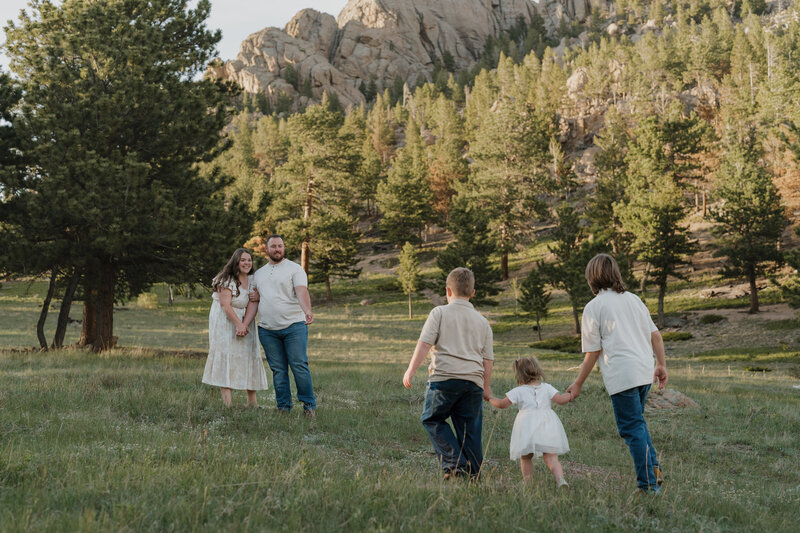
[207,0,595,110]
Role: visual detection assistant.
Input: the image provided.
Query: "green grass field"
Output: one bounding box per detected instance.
[1,276,799,531]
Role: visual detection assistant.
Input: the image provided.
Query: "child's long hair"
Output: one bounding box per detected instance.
[514,356,546,385]
[585,253,627,295]
[212,248,252,296]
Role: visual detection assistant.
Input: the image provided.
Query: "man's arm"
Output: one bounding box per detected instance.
[241,300,258,334]
[482,358,493,400]
[403,340,432,388]
[652,330,668,389]
[566,350,602,400]
[294,285,313,324]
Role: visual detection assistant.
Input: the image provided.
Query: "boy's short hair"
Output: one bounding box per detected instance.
[446,267,475,297]
[585,253,627,295]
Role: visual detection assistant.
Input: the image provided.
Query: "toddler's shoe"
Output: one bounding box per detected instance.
[557,478,569,488]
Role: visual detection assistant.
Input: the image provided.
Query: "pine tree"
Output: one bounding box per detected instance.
[711,129,787,313]
[519,265,550,341]
[427,95,468,222]
[271,94,361,272]
[540,203,599,335]
[397,242,421,318]
[466,95,555,279]
[3,0,242,351]
[376,117,434,244]
[308,213,361,303]
[436,195,501,305]
[616,112,705,327]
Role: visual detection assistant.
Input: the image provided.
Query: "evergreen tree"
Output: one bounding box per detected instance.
[436,195,501,304]
[466,94,555,279]
[271,94,361,272]
[427,95,468,222]
[3,0,242,351]
[711,129,787,313]
[519,265,550,341]
[540,203,599,335]
[616,113,703,327]
[376,117,433,244]
[397,242,421,318]
[308,213,361,303]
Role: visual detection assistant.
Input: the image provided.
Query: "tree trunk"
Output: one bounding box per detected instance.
[536,316,542,341]
[79,269,97,347]
[325,276,332,303]
[408,292,413,319]
[37,269,58,350]
[702,188,707,218]
[501,252,509,281]
[748,270,759,314]
[571,302,580,335]
[640,263,650,294]
[657,283,666,329]
[91,264,116,352]
[168,284,174,306]
[301,178,313,273]
[52,270,80,349]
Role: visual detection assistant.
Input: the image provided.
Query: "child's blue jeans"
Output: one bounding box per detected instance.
[610,384,660,490]
[420,379,484,477]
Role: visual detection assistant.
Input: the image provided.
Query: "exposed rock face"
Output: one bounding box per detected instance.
[208,0,591,110]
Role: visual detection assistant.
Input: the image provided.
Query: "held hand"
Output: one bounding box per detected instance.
[402,368,414,389]
[654,365,668,390]
[235,323,248,336]
[248,288,260,302]
[483,386,492,401]
[304,312,314,325]
[566,383,581,401]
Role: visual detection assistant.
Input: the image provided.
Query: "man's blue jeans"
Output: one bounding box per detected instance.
[258,322,316,411]
[610,384,660,490]
[420,379,483,477]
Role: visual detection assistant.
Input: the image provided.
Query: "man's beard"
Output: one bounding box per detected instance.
[269,251,283,262]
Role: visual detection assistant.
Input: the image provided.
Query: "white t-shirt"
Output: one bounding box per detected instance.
[506,383,558,410]
[580,290,658,396]
[251,259,308,330]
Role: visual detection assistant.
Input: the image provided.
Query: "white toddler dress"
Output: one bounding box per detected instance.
[202,276,269,391]
[506,383,570,459]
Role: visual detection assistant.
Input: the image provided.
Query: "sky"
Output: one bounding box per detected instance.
[0,0,350,74]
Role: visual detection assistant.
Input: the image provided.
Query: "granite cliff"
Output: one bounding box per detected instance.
[207,0,595,109]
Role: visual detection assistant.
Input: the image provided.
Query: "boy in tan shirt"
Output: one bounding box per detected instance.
[403,268,494,479]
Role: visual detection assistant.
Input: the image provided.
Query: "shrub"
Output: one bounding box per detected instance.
[530,335,581,353]
[699,314,725,324]
[662,332,693,341]
[135,292,158,309]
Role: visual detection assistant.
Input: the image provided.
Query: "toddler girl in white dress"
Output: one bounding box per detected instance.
[488,356,572,487]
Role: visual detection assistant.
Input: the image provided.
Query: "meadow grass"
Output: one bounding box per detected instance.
[1,277,800,531]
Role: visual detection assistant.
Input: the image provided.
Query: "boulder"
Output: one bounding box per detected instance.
[646,388,700,410]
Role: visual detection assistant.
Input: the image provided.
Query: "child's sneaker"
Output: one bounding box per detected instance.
[557,478,569,488]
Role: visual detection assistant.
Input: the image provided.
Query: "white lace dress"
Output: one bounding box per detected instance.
[506,383,569,459]
[202,276,268,390]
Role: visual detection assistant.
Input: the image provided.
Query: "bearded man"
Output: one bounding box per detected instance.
[249,234,317,417]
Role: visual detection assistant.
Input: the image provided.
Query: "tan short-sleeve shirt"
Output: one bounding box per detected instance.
[418,299,494,388]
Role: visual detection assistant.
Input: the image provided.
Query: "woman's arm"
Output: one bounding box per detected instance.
[241,299,258,333]
[488,396,512,409]
[218,288,246,335]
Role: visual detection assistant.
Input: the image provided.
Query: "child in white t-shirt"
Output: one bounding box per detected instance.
[567,253,668,494]
[488,356,572,487]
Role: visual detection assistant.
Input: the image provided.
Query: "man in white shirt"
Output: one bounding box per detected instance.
[249,235,316,417]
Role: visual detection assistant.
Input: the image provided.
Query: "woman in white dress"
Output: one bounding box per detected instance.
[202,248,268,407]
